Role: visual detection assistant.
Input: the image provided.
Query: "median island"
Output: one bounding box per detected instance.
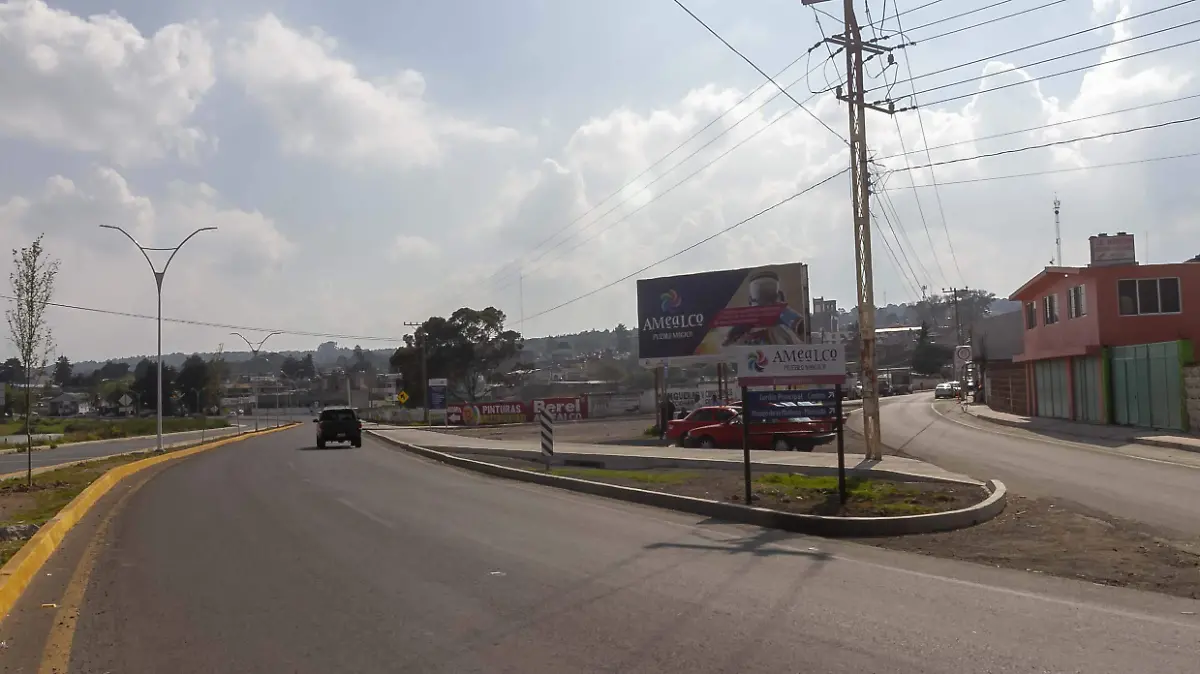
[0,417,230,450]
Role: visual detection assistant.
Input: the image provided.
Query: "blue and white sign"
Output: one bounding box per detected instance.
[744,388,838,421]
[427,378,448,411]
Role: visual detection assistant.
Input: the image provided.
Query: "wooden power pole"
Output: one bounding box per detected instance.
[810,0,896,461]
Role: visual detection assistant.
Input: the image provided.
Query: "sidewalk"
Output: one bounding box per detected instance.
[368,427,982,486]
[963,404,1200,454]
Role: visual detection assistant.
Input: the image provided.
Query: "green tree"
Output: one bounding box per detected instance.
[176,354,209,413]
[614,323,631,353]
[911,321,953,375]
[389,307,523,403]
[133,363,178,414]
[298,353,317,379]
[53,355,72,387]
[280,355,302,379]
[0,357,23,384]
[6,234,59,484]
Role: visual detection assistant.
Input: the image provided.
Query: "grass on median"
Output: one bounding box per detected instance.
[0,416,230,449]
[0,454,144,565]
[549,467,702,485]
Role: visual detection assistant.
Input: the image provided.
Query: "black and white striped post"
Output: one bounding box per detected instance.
[539,408,554,470]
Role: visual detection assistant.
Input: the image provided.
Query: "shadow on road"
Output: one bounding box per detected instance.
[644,526,834,561]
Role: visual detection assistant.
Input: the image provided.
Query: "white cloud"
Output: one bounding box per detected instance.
[388,234,438,262]
[0,0,216,164]
[0,166,295,358]
[224,14,521,167]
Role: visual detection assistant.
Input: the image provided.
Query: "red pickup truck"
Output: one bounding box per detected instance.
[681,413,835,451]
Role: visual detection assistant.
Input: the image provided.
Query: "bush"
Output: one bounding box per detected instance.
[644,424,660,437]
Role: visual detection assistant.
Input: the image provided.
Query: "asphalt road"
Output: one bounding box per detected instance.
[46,425,1200,672]
[859,393,1200,539]
[0,419,287,476]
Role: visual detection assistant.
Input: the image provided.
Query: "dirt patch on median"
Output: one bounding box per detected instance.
[471,454,1200,600]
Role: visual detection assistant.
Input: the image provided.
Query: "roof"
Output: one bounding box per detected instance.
[1008,266,1084,301]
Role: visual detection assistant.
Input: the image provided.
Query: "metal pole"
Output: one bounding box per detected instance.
[198,389,204,444]
[741,384,751,506]
[156,280,163,451]
[836,384,846,505]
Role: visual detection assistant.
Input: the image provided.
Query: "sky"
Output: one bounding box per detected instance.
[1,0,1197,361]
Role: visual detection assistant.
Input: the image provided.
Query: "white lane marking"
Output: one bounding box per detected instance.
[336,497,394,529]
[929,402,1200,471]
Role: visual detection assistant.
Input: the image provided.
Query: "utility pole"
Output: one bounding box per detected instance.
[815,0,896,461]
[403,321,428,424]
[1053,196,1063,265]
[942,287,969,345]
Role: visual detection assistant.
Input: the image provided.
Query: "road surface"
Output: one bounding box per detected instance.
[0,421,274,477]
[859,393,1200,539]
[9,425,1197,673]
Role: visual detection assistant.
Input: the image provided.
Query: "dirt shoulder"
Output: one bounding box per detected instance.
[468,454,1200,600]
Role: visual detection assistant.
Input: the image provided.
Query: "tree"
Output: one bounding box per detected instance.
[6,235,59,484]
[350,345,371,373]
[911,321,953,375]
[614,323,631,353]
[96,361,131,380]
[133,363,177,414]
[53,355,72,387]
[0,357,23,384]
[280,355,302,379]
[389,307,523,403]
[298,353,317,379]
[176,354,209,413]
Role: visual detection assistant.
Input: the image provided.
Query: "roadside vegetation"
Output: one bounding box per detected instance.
[0,417,229,448]
[0,454,144,564]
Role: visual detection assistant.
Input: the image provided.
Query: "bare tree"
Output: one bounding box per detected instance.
[6,235,59,485]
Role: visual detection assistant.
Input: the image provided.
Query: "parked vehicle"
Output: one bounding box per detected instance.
[665,405,739,445]
[933,382,956,399]
[314,405,362,448]
[681,412,835,451]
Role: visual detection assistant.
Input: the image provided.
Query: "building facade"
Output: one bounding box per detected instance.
[1009,238,1200,431]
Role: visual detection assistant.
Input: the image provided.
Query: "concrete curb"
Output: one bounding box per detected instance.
[0,423,299,623]
[962,407,1200,455]
[369,431,1007,538]
[0,424,244,456]
[398,442,981,486]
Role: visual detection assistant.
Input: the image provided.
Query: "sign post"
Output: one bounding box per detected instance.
[835,384,846,505]
[740,384,751,505]
[427,378,448,425]
[539,408,554,470]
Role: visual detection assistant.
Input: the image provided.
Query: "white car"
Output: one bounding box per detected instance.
[934,383,956,399]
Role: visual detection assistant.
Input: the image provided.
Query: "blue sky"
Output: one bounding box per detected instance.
[1,0,1198,360]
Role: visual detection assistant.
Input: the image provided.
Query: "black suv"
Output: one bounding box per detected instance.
[314,406,362,448]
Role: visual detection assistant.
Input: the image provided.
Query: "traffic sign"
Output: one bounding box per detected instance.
[953,345,972,372]
[119,394,133,407]
[396,391,409,404]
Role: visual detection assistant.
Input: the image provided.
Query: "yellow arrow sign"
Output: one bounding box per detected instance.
[396,391,409,404]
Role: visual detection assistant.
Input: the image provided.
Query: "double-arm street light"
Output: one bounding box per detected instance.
[101,224,217,452]
[230,331,282,431]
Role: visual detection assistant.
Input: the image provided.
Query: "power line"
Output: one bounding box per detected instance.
[491,69,834,293]
[670,0,848,144]
[0,295,405,343]
[887,148,1200,188]
[889,115,950,285]
[866,0,1196,94]
[864,0,951,29]
[908,34,1200,108]
[871,207,923,303]
[887,16,1200,106]
[878,90,1200,160]
[893,112,1200,171]
[900,0,1024,34]
[871,193,928,296]
[877,185,935,291]
[522,168,848,323]
[894,7,965,284]
[893,0,1076,45]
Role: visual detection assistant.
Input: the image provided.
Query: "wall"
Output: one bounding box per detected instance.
[1183,364,1200,434]
[1013,271,1102,361]
[971,311,1024,361]
[1093,262,1200,348]
[985,360,1029,416]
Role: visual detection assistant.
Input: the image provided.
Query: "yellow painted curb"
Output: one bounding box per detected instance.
[0,423,298,623]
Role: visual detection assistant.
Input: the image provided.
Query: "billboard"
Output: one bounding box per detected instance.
[532,397,588,422]
[447,401,528,426]
[636,263,810,365]
[735,343,846,386]
[1088,232,1135,266]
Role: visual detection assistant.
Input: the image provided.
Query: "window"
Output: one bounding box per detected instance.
[1025,301,1037,329]
[1118,278,1182,316]
[320,408,357,422]
[1042,294,1059,325]
[687,409,713,422]
[1068,285,1086,319]
[715,410,737,422]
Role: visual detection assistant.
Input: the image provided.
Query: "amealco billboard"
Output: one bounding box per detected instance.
[636,263,811,365]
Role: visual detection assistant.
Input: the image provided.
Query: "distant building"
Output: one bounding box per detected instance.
[48,392,91,417]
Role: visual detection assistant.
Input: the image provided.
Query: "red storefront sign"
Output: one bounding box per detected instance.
[446,401,529,426]
[532,397,588,422]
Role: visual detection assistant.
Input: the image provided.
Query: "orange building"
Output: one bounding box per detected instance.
[1008,234,1198,431]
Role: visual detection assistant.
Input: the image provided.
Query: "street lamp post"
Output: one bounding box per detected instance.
[230,331,282,432]
[102,225,216,453]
